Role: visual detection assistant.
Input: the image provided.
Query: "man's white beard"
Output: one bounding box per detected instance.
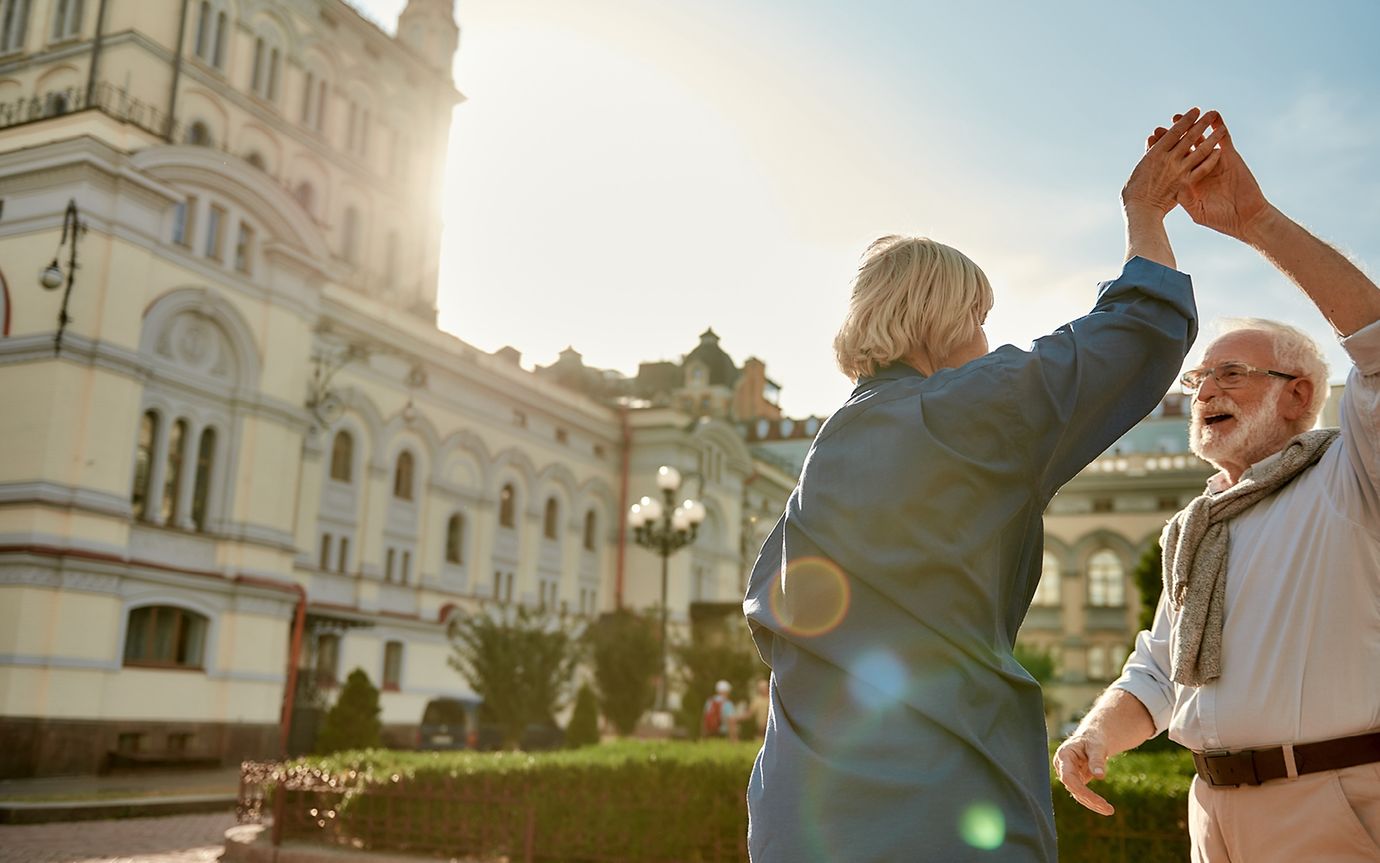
[1190,393,1289,470]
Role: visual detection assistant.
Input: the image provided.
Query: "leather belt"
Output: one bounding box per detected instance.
[1192,730,1380,788]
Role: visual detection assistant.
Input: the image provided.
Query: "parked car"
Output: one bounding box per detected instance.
[417,696,482,750]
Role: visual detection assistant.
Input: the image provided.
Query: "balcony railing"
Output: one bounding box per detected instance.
[0,82,182,141]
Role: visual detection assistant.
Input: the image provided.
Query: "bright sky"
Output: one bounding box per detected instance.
[356,0,1380,418]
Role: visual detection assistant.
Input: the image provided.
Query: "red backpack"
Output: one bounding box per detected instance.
[702,696,724,737]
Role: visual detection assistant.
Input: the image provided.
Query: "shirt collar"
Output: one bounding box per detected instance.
[856,362,927,390]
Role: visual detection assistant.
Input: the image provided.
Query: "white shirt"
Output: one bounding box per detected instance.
[1115,319,1380,752]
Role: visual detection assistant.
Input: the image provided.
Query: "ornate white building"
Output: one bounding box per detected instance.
[0,0,796,777]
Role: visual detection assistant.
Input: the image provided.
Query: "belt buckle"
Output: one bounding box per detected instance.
[1197,748,1258,787]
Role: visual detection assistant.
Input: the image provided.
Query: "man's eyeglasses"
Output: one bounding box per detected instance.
[1180,362,1297,395]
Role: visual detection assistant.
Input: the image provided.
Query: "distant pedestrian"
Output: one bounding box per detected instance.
[747,678,770,737]
[702,680,739,741]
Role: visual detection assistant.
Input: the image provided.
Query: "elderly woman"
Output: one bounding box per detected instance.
[743,109,1223,862]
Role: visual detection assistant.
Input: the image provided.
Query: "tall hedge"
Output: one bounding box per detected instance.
[314,668,382,755]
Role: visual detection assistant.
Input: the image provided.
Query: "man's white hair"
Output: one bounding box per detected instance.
[1214,317,1330,425]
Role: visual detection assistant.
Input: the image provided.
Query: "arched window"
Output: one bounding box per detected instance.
[1087,549,1125,607]
[445,513,464,564]
[499,483,516,529]
[191,427,216,531]
[342,206,359,264]
[160,418,187,524]
[543,497,559,540]
[250,32,281,101]
[186,120,212,146]
[245,151,265,171]
[123,605,208,669]
[193,1,226,67]
[1,0,32,53]
[329,431,353,482]
[131,409,159,519]
[393,451,414,500]
[582,510,597,552]
[1033,551,1061,606]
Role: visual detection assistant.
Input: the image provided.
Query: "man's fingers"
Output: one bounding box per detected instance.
[1151,108,1201,151]
[1070,784,1116,817]
[1054,747,1115,817]
[1145,126,1170,150]
[1189,146,1223,181]
[1084,738,1107,779]
[1185,125,1228,168]
[1169,110,1219,156]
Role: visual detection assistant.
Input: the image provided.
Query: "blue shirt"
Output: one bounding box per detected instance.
[743,257,1196,862]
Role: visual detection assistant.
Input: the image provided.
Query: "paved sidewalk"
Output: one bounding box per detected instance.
[0,811,236,863]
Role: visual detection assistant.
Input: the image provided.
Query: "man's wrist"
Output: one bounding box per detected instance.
[1239,202,1286,249]
[1122,201,1168,226]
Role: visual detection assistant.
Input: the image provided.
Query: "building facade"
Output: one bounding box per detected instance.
[0,0,798,778]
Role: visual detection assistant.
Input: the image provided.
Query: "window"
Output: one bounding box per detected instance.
[205,204,225,261]
[319,533,332,569]
[185,120,212,147]
[315,633,340,687]
[192,1,225,67]
[160,418,187,524]
[315,78,328,131]
[382,641,403,690]
[1033,551,1061,606]
[555,428,568,445]
[251,36,280,100]
[191,427,215,530]
[1087,645,1107,680]
[400,550,411,584]
[445,513,464,564]
[493,570,514,602]
[543,497,559,540]
[1092,497,1114,514]
[300,71,315,124]
[1,0,31,53]
[123,605,208,669]
[342,206,359,265]
[1157,495,1180,511]
[131,410,159,519]
[329,431,353,482]
[1087,550,1125,607]
[244,151,265,171]
[393,451,414,500]
[583,511,597,552]
[385,548,395,582]
[337,536,349,573]
[233,222,254,273]
[49,0,82,41]
[171,198,194,247]
[499,483,515,528]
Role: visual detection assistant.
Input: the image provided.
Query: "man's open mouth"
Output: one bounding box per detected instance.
[1204,414,1234,426]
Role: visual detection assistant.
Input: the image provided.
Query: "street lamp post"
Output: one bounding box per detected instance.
[628,465,706,712]
[38,199,87,355]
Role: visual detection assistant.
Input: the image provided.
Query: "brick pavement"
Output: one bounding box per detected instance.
[0,811,236,863]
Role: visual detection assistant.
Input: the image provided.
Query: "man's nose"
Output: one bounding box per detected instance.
[1195,374,1224,400]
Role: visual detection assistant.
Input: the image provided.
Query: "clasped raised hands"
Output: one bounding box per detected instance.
[1122,107,1226,218]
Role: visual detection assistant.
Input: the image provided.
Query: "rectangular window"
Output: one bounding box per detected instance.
[267,47,280,101]
[233,221,254,273]
[212,11,225,67]
[493,570,502,600]
[315,79,327,131]
[359,108,369,156]
[345,101,356,151]
[50,0,83,41]
[301,71,314,123]
[401,550,411,584]
[205,204,225,260]
[194,0,209,58]
[337,536,349,573]
[172,197,195,246]
[382,641,402,690]
[385,547,395,582]
[251,38,263,93]
[315,633,340,688]
[123,605,207,669]
[319,533,332,569]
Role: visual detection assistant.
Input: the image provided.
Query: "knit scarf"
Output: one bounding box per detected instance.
[1162,428,1339,686]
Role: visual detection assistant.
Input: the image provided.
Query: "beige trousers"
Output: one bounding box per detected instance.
[1189,762,1380,862]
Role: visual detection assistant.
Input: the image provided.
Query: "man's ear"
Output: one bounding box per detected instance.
[1279,377,1314,425]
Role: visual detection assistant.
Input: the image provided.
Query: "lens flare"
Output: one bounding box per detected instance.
[769,556,851,638]
[847,650,908,711]
[959,802,1005,850]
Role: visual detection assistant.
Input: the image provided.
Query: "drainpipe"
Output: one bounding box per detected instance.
[615,402,631,609]
[166,0,192,142]
[84,0,111,108]
[233,575,308,757]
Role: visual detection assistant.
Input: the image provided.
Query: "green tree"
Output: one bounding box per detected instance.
[315,667,382,754]
[566,683,601,748]
[586,609,661,735]
[1133,540,1164,632]
[447,605,581,749]
[674,617,765,738]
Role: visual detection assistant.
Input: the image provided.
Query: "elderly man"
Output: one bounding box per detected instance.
[743,109,1223,863]
[1054,117,1380,862]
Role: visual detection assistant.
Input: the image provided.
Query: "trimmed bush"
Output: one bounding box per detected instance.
[314,668,382,755]
[271,741,1193,862]
[566,683,600,748]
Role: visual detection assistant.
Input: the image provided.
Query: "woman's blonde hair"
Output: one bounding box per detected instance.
[833,236,994,381]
